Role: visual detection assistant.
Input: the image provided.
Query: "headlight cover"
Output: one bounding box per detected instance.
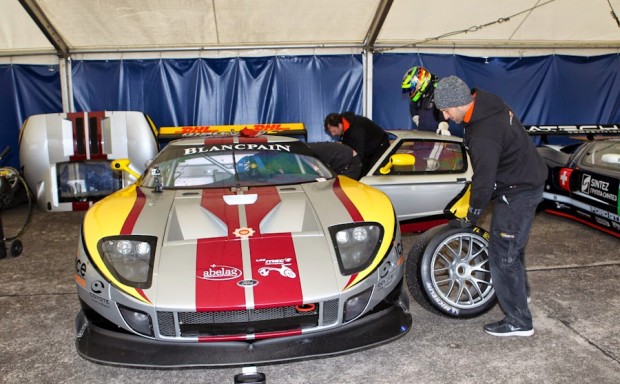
[329,223,383,275]
[98,235,157,288]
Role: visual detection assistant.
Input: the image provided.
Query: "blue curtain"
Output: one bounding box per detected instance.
[0,64,61,168]
[373,53,620,137]
[3,52,619,167]
[72,55,364,143]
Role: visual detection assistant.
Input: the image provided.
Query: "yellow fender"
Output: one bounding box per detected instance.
[444,182,471,219]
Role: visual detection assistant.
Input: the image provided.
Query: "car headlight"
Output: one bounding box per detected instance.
[98,236,157,288]
[344,288,373,322]
[329,223,383,275]
[118,304,154,336]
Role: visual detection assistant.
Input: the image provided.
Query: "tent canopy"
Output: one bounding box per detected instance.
[2,0,620,60]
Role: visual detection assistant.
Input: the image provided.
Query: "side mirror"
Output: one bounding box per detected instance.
[111,158,141,179]
[379,153,416,174]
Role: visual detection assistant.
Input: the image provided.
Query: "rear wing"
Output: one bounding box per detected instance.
[158,123,307,141]
[525,124,620,141]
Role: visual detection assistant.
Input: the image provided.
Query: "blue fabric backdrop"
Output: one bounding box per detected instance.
[373,53,620,137]
[1,53,619,169]
[72,55,364,143]
[0,64,61,167]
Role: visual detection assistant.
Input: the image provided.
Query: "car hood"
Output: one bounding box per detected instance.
[82,177,396,310]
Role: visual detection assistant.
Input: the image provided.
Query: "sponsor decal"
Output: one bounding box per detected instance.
[197,264,243,281]
[425,281,459,316]
[90,280,105,294]
[76,259,87,277]
[160,123,304,137]
[233,227,255,238]
[377,269,397,290]
[472,226,490,241]
[559,168,573,192]
[581,174,591,193]
[590,206,620,223]
[525,124,620,134]
[594,216,611,228]
[256,258,297,278]
[581,173,618,203]
[184,143,291,155]
[88,292,110,308]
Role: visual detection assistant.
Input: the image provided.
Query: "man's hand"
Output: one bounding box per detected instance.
[448,218,473,228]
[412,115,420,126]
[436,121,451,136]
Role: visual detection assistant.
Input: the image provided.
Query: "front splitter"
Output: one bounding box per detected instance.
[75,290,411,368]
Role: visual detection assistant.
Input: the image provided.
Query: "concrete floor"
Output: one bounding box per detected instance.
[0,206,619,384]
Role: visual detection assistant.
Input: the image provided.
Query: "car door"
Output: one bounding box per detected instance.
[563,141,620,233]
[360,137,472,221]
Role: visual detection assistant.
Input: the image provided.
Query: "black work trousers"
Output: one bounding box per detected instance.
[488,185,543,328]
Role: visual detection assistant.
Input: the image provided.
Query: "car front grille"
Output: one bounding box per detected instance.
[156,299,339,338]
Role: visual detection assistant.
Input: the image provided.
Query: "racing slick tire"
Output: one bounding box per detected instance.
[405,224,497,318]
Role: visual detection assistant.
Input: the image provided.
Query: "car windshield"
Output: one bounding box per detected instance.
[141,141,333,189]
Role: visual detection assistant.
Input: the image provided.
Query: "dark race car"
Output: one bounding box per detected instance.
[537,137,620,238]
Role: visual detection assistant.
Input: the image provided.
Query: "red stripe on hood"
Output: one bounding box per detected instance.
[245,187,302,308]
[250,233,302,308]
[120,187,146,235]
[196,188,244,311]
[195,187,303,311]
[332,177,363,222]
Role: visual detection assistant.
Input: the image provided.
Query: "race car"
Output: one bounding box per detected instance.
[536,136,620,238]
[360,130,472,232]
[74,129,411,367]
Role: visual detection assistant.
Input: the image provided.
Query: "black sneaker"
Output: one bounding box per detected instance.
[484,319,534,337]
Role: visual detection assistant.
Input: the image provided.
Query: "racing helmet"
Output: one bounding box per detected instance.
[401,66,432,102]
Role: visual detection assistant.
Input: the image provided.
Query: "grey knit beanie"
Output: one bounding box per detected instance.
[434,76,473,109]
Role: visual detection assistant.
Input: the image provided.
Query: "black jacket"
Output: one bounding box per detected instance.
[340,112,390,175]
[307,142,362,180]
[464,89,547,220]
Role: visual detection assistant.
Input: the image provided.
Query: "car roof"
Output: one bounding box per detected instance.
[386,130,463,143]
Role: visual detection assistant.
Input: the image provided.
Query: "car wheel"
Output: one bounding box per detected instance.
[9,239,22,257]
[405,224,496,318]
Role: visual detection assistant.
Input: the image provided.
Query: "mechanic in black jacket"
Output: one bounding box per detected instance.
[434,75,547,337]
[324,112,390,176]
[307,142,362,180]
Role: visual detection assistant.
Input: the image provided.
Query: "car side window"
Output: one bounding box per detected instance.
[581,141,620,173]
[380,140,466,174]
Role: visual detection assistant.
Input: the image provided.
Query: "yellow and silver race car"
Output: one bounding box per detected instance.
[74,130,411,367]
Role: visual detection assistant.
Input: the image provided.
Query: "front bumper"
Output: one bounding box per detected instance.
[75,288,411,368]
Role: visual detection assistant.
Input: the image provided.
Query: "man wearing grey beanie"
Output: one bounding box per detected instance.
[435,75,547,337]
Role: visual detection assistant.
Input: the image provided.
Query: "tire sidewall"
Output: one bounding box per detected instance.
[417,224,494,318]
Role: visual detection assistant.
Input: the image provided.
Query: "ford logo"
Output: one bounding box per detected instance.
[237,279,259,287]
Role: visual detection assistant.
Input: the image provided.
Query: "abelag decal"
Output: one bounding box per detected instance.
[197,264,242,281]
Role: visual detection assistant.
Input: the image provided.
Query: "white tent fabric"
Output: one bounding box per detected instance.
[1,0,619,63]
